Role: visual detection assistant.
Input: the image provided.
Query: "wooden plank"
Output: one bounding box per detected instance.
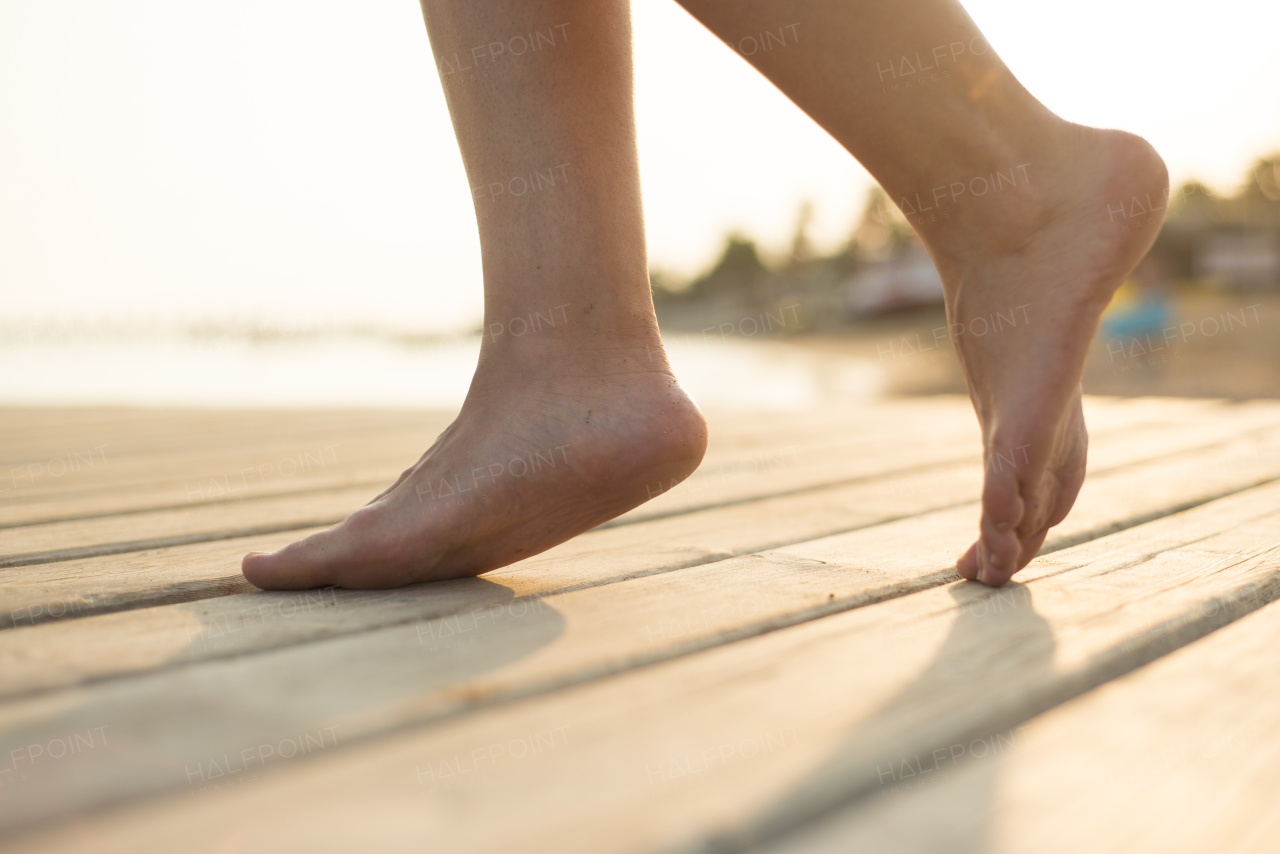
[0,405,886,518]
[0,394,1219,506]
[762,599,1280,854]
[0,427,988,565]
[0,484,377,567]
[0,444,409,527]
[0,395,1228,512]
[2,423,1278,696]
[0,534,308,630]
[2,397,1267,566]
[0,400,934,478]
[3,482,1277,850]
[0,402,921,527]
[0,409,445,475]
[0,394,1210,447]
[3,404,1275,636]
[0,395,1239,536]
[0,413,452,524]
[1,462,1278,836]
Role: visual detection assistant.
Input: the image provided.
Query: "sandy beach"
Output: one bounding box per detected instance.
[787,289,1280,401]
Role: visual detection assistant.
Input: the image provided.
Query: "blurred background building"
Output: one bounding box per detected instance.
[652,154,1280,400]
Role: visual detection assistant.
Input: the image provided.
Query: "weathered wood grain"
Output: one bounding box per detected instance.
[0,405,881,523]
[1,402,919,523]
[0,396,1271,852]
[2,424,1278,696]
[0,395,1223,519]
[2,397,1266,567]
[3,481,1278,851]
[0,429,986,565]
[762,599,1280,854]
[3,398,1276,638]
[1,465,1278,838]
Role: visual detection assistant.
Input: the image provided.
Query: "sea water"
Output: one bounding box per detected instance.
[0,327,885,411]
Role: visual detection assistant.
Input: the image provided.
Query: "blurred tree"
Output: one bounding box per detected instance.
[848,186,912,263]
[788,200,815,267]
[1157,156,1280,285]
[1236,155,1280,230]
[648,268,686,304]
[1246,155,1280,202]
[678,233,770,302]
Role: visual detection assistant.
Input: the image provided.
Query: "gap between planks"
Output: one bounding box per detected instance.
[0,422,1277,696]
[2,397,1270,569]
[1,470,1279,838]
[2,479,1278,850]
[0,406,897,525]
[759,597,1280,854]
[0,407,986,565]
[3,408,1277,636]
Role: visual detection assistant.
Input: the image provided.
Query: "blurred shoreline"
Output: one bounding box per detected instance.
[2,288,1273,412]
[0,327,884,412]
[6,157,1276,411]
[699,288,1280,402]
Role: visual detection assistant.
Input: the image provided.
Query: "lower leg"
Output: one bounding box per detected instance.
[676,0,1167,584]
[424,0,662,364]
[243,0,707,590]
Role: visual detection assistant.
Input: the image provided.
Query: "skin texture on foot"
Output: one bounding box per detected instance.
[673,0,1169,585]
[931,127,1169,585]
[243,0,710,590]
[245,0,1169,590]
[243,353,707,589]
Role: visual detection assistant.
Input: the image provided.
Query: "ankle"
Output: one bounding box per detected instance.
[916,167,1055,263]
[923,124,1167,267]
[477,321,672,379]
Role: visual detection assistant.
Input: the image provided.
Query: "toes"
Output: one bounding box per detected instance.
[967,526,1050,590]
[982,465,1025,532]
[242,529,344,590]
[956,541,979,580]
[958,523,1022,587]
[968,463,1024,586]
[1014,528,1051,572]
[977,515,1021,586]
[241,548,311,591]
[242,549,291,590]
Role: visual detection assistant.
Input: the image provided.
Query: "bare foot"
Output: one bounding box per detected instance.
[920,124,1168,586]
[242,341,708,589]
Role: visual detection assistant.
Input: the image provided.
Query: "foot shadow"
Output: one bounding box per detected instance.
[0,576,566,832]
[747,581,1056,853]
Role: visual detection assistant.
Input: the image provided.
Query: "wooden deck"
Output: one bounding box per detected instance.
[2,395,1278,853]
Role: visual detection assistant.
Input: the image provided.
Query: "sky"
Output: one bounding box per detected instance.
[1,0,1278,334]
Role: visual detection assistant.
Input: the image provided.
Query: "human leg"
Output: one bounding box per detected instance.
[243,0,707,589]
